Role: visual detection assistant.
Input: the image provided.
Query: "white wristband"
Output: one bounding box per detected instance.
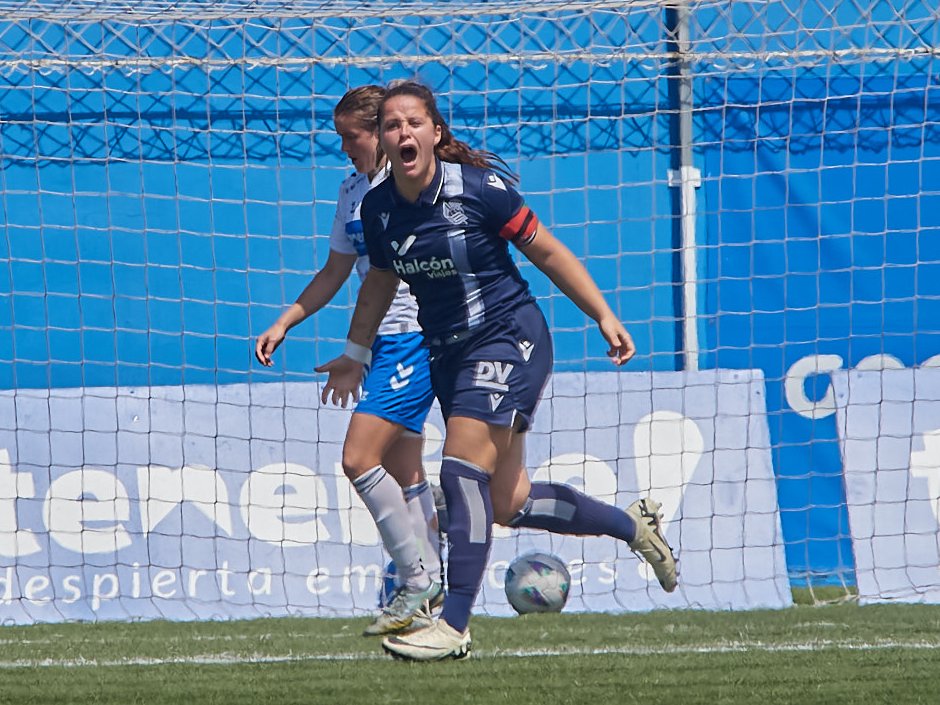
[343,339,372,365]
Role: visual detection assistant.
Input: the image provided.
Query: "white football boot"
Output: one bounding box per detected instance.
[382,619,471,661]
[363,581,444,636]
[626,498,678,593]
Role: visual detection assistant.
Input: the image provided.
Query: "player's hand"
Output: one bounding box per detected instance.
[315,355,364,407]
[598,315,635,366]
[255,324,287,367]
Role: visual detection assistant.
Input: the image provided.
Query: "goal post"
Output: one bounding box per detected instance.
[0,0,938,622]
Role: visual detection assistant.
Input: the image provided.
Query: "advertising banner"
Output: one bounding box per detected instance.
[833,368,940,604]
[0,369,790,624]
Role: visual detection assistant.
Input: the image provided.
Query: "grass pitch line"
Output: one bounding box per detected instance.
[2,639,940,669]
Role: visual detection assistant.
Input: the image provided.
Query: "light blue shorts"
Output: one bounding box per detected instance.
[356,332,434,435]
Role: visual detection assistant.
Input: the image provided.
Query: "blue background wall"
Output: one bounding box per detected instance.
[698,66,940,582]
[1,2,939,586]
[0,60,679,387]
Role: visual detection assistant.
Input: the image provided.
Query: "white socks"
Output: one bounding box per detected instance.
[403,479,443,583]
[352,465,430,592]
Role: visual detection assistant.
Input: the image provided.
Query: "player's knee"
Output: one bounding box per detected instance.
[340,446,380,480]
[492,511,516,527]
[383,464,424,488]
[491,495,525,526]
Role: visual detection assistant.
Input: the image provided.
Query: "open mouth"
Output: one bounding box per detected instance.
[400,145,418,165]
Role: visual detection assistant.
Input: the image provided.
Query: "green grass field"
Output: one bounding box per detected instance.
[2,597,940,705]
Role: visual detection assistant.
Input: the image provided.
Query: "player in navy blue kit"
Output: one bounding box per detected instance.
[255,86,442,637]
[318,81,677,661]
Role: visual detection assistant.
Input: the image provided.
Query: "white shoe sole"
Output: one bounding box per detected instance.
[382,640,471,662]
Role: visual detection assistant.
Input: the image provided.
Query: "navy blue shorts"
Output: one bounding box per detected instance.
[356,332,434,435]
[429,302,553,432]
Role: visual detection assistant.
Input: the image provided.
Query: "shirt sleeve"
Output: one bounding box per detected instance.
[361,190,390,270]
[479,170,541,247]
[328,180,357,255]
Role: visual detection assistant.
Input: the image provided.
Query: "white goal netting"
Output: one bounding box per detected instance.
[1,0,938,622]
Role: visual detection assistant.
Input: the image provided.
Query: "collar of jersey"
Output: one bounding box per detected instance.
[369,161,391,188]
[390,157,445,207]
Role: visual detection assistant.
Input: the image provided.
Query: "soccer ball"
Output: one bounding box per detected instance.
[504,552,571,614]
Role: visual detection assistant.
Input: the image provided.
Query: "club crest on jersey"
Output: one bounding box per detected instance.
[391,234,417,256]
[473,361,513,392]
[486,173,506,191]
[380,212,390,230]
[442,200,468,225]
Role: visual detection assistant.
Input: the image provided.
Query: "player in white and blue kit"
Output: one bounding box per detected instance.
[318,81,678,661]
[255,86,442,636]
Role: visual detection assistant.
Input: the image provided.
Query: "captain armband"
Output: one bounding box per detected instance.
[499,205,540,247]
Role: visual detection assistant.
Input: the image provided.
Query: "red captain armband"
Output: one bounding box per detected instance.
[499,205,540,246]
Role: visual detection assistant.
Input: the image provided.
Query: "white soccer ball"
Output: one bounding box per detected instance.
[504,552,571,614]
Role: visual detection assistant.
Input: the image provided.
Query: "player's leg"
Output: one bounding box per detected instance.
[343,412,442,635]
[383,414,504,661]
[495,301,676,592]
[436,416,514,633]
[368,331,442,591]
[343,413,430,594]
[490,427,634,535]
[491,431,677,593]
[350,332,441,635]
[381,432,444,587]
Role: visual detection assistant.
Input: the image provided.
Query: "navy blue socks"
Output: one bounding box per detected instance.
[438,457,493,633]
[508,481,636,542]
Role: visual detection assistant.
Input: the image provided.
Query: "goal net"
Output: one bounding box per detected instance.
[0,0,937,622]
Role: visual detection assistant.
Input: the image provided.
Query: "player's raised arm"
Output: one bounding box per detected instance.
[314,266,400,406]
[518,222,635,366]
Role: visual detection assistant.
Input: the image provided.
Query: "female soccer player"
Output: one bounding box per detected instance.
[255,85,442,636]
[317,81,677,661]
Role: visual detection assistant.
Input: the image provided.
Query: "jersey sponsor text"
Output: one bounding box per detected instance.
[393,255,458,279]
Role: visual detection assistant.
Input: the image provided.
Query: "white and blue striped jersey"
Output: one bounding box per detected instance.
[328,165,421,336]
[362,159,540,341]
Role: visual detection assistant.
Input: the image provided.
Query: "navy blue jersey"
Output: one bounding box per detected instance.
[362,160,540,341]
